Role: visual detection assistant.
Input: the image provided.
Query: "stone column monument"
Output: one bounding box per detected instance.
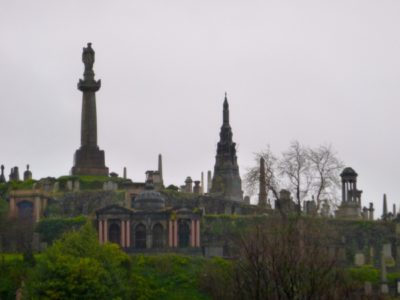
[71,43,109,176]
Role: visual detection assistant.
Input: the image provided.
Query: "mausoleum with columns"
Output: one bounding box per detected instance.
[96,182,201,252]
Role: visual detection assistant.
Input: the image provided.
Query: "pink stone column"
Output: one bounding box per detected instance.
[104,219,108,243]
[98,220,103,244]
[121,220,126,247]
[190,220,195,247]
[174,220,178,247]
[168,220,173,247]
[126,220,131,247]
[196,220,200,247]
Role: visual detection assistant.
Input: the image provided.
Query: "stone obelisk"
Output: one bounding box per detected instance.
[71,43,109,176]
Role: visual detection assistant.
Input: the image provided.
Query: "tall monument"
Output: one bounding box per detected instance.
[210,94,243,201]
[71,43,109,176]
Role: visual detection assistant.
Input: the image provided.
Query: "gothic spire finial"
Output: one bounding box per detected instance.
[223,93,229,125]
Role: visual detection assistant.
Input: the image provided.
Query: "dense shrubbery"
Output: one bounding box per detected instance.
[0,255,27,300]
[35,216,87,244]
[130,254,210,300]
[25,222,132,299]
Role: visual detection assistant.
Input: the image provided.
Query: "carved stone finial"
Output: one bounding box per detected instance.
[82,42,95,72]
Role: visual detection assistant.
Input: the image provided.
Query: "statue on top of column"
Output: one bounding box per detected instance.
[82,43,95,72]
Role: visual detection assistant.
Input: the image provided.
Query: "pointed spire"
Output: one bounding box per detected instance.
[223,92,229,125]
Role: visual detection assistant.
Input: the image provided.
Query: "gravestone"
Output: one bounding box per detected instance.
[355,253,365,266]
[66,180,73,191]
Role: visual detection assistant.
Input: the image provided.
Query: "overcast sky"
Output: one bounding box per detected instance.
[1,0,400,215]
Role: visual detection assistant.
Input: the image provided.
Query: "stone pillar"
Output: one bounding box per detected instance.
[383,194,388,220]
[34,197,41,223]
[201,172,204,195]
[146,225,152,249]
[190,220,195,247]
[126,220,131,247]
[158,154,163,183]
[121,220,126,248]
[123,167,127,179]
[98,220,103,244]
[71,43,108,176]
[207,171,212,193]
[168,220,173,247]
[174,220,178,247]
[104,219,108,243]
[196,220,200,247]
[9,197,16,218]
[258,157,267,207]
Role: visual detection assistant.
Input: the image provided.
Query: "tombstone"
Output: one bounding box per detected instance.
[381,253,389,294]
[305,199,317,215]
[185,176,193,193]
[66,180,73,191]
[9,166,20,181]
[110,172,118,178]
[364,282,372,296]
[355,253,365,266]
[383,243,392,259]
[369,246,375,264]
[23,164,32,181]
[0,165,6,183]
[53,182,59,193]
[362,207,369,220]
[321,200,330,217]
[73,180,80,192]
[207,170,212,193]
[369,202,375,220]
[193,181,201,194]
[244,196,250,205]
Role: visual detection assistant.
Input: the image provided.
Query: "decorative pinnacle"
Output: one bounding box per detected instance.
[223,92,229,125]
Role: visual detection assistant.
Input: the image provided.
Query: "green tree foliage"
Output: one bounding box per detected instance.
[35,216,86,244]
[0,255,26,300]
[198,257,234,299]
[25,222,131,299]
[130,254,210,300]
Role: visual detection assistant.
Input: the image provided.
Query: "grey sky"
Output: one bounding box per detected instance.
[1,1,399,215]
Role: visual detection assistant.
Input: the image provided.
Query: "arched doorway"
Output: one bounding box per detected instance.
[135,224,146,249]
[178,220,190,248]
[17,201,34,221]
[109,223,121,245]
[152,223,164,248]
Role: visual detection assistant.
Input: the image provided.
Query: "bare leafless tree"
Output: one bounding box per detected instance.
[244,146,280,202]
[307,144,344,210]
[245,141,343,214]
[231,217,351,300]
[279,141,312,214]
